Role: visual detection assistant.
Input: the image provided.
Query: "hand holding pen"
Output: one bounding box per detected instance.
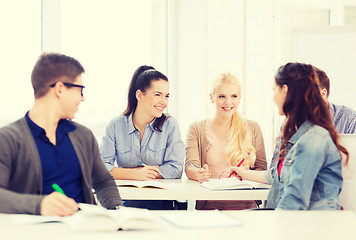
[219,159,246,179]
[228,159,245,178]
[40,183,78,216]
[189,163,210,183]
[136,161,161,180]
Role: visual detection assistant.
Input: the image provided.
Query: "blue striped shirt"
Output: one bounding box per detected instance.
[330,102,356,134]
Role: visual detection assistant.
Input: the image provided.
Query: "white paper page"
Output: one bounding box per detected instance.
[116,180,183,189]
[10,214,63,224]
[159,210,242,228]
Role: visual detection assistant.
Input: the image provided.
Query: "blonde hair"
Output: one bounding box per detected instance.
[211,73,256,168]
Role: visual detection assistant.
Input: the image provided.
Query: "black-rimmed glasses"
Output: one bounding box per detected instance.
[50,82,85,96]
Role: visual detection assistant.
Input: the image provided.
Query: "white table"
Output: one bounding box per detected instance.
[116,179,270,201]
[2,211,356,240]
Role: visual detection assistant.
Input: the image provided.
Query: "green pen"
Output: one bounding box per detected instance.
[52,183,66,196]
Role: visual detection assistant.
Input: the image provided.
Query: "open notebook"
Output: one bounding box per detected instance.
[116,180,167,189]
[201,177,270,190]
[10,203,160,231]
[115,180,181,190]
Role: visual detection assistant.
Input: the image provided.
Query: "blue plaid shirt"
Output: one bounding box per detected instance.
[330,102,356,134]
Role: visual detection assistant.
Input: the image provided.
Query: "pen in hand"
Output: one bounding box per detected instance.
[139,161,160,175]
[228,159,245,178]
[139,161,147,167]
[50,183,79,215]
[188,164,201,169]
[52,183,66,196]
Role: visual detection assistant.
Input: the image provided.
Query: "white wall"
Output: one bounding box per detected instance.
[0,0,41,125]
[292,26,356,110]
[244,0,276,163]
[168,0,277,163]
[2,0,356,165]
[40,0,167,142]
[168,0,244,133]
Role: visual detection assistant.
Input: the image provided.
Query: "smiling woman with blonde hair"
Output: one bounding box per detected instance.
[185,72,267,210]
[212,73,257,169]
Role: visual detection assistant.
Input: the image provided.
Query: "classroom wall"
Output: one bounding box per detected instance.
[292,26,356,111]
[1,0,356,166]
[167,0,276,164]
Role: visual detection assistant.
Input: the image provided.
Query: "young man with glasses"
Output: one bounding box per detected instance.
[0,53,122,216]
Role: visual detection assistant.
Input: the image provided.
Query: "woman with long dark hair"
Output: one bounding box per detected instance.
[100,65,184,210]
[220,62,349,210]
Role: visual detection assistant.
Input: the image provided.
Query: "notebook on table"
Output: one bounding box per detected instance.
[200,177,270,191]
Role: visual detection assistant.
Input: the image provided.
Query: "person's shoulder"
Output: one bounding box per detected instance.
[0,118,29,147]
[110,114,127,123]
[68,120,92,134]
[187,119,206,130]
[298,125,333,150]
[308,124,330,136]
[298,125,341,161]
[246,119,258,126]
[341,105,356,116]
[68,121,99,147]
[164,115,177,124]
[0,118,27,137]
[331,102,356,115]
[163,115,185,132]
[245,119,261,130]
[184,120,206,139]
[103,114,128,129]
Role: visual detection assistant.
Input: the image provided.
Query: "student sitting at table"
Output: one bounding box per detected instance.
[185,72,267,210]
[270,65,356,168]
[221,62,349,210]
[100,65,185,210]
[0,53,122,216]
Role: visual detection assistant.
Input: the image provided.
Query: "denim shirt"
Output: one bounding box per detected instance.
[265,121,343,210]
[100,114,184,179]
[270,102,356,169]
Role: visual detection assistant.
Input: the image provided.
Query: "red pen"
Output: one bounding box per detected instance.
[228,159,245,178]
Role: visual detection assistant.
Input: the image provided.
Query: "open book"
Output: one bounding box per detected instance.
[10,203,159,231]
[115,180,172,189]
[201,177,271,190]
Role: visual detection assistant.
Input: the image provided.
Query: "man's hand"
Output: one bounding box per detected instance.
[40,192,78,216]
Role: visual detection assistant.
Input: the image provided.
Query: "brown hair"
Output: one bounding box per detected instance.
[275,62,348,165]
[31,53,85,99]
[313,66,330,97]
[124,65,169,132]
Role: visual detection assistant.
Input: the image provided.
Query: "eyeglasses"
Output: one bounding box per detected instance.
[50,82,85,96]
